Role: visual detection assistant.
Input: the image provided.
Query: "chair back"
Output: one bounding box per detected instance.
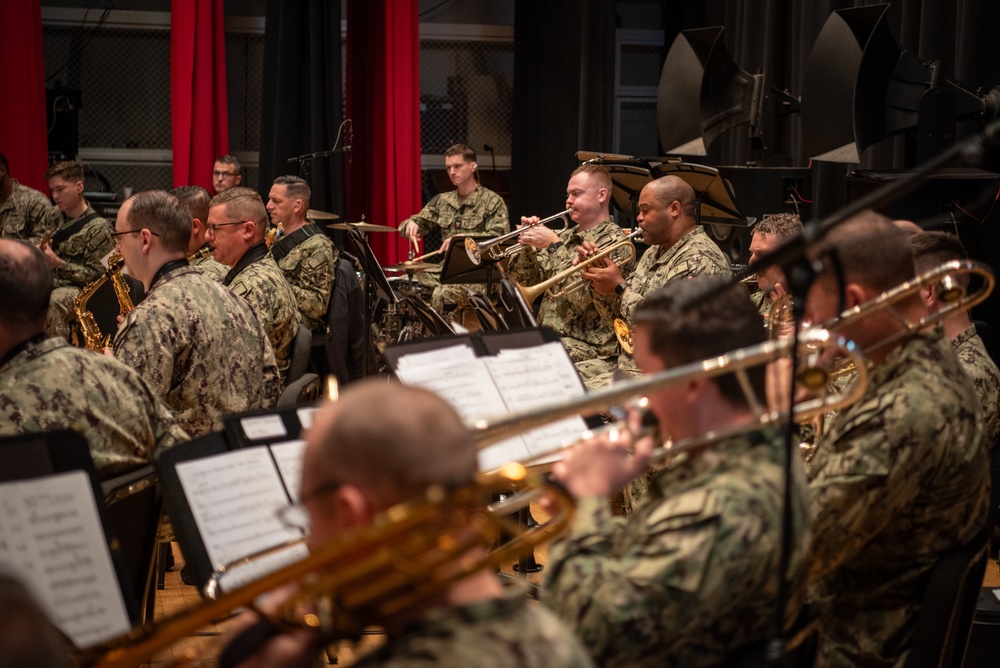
[286,324,312,385]
[278,372,321,407]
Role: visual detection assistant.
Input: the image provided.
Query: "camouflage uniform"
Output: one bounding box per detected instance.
[750,290,774,318]
[0,336,189,477]
[188,244,228,282]
[352,583,594,668]
[45,204,115,340]
[272,225,338,333]
[578,227,730,388]
[807,331,989,668]
[224,241,301,380]
[507,218,635,362]
[398,186,508,313]
[0,179,55,244]
[952,324,1000,449]
[114,263,281,436]
[543,425,811,667]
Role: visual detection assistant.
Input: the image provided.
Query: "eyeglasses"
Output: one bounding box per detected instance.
[213,170,237,178]
[276,479,344,530]
[206,221,245,233]
[111,229,160,242]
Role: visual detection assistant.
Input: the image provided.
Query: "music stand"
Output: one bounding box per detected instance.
[651,161,750,227]
[347,228,398,376]
[440,235,505,295]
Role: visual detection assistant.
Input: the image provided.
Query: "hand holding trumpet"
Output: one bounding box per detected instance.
[578,240,625,294]
[517,215,561,249]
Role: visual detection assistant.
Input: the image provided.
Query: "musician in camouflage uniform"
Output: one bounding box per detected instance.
[910,230,1000,449]
[222,380,593,668]
[804,213,988,667]
[748,212,802,319]
[398,144,508,315]
[39,161,114,340]
[543,277,810,667]
[0,238,188,477]
[209,187,301,381]
[508,164,634,362]
[0,152,55,244]
[112,191,281,436]
[171,185,228,282]
[266,176,337,333]
[579,175,730,388]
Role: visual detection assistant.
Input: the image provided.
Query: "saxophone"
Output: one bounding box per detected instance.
[72,252,134,352]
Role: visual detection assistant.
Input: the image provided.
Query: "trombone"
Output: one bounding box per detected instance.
[513,230,642,306]
[465,209,572,265]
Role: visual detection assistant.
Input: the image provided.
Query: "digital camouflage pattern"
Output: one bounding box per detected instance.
[0,337,189,477]
[50,203,114,288]
[750,290,774,318]
[579,226,730,387]
[0,180,55,244]
[807,331,988,668]
[274,228,338,332]
[398,186,508,313]
[188,245,228,282]
[543,425,811,667]
[352,583,594,668]
[952,323,1000,449]
[507,218,635,362]
[113,265,281,436]
[227,254,301,379]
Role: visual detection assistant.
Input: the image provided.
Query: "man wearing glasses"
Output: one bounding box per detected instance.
[112,190,280,436]
[207,187,301,383]
[212,155,243,195]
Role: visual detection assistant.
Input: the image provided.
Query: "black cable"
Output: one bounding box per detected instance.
[45,4,112,84]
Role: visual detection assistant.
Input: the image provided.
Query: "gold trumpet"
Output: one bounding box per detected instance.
[464,209,571,265]
[513,230,642,306]
[75,464,573,668]
[471,327,868,452]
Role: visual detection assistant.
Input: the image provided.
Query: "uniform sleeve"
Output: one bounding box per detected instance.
[285,243,336,327]
[54,221,114,286]
[113,313,177,400]
[399,195,443,239]
[480,193,509,238]
[25,198,58,245]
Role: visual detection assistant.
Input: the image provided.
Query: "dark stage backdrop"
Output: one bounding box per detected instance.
[259,0,345,217]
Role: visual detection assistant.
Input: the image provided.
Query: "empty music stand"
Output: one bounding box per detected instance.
[651,161,751,228]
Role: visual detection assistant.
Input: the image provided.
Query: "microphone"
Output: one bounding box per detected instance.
[345,119,353,165]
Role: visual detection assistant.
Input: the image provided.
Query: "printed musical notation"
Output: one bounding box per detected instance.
[270,440,306,503]
[0,471,131,647]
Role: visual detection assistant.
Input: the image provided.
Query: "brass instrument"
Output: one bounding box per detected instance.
[472,328,868,452]
[614,318,634,355]
[513,230,642,307]
[75,464,573,668]
[187,246,213,263]
[265,222,283,249]
[465,209,572,265]
[72,252,134,352]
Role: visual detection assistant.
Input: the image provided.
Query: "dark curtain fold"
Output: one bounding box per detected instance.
[344,0,421,265]
[1,0,49,191]
[171,0,228,190]
[511,0,616,223]
[259,0,345,217]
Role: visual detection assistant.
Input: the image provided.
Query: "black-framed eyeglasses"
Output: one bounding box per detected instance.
[213,170,237,178]
[276,479,344,530]
[111,229,160,242]
[206,221,245,233]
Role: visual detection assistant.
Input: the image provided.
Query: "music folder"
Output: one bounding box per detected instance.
[439,235,509,285]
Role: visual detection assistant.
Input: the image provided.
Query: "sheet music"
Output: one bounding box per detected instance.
[270,440,306,503]
[218,542,310,591]
[0,471,131,647]
[175,447,301,582]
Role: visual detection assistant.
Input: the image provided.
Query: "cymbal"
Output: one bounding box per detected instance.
[383,261,439,272]
[306,208,340,221]
[327,221,398,233]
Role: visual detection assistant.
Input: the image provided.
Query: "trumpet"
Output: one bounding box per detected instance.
[471,327,868,452]
[75,464,573,668]
[512,230,642,306]
[465,209,572,265]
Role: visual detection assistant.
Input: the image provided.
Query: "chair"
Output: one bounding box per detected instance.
[278,372,321,407]
[286,324,312,386]
[314,256,366,386]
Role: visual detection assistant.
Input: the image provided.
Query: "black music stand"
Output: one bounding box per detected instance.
[651,161,750,227]
[347,228,397,376]
[440,235,505,295]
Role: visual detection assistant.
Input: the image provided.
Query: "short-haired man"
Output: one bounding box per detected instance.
[0,152,55,244]
[40,160,114,340]
[910,230,1000,449]
[804,212,988,666]
[267,176,338,333]
[112,190,281,436]
[543,277,811,667]
[171,185,229,282]
[223,380,593,668]
[212,154,243,194]
[748,212,804,317]
[398,143,509,315]
[508,164,635,364]
[208,187,301,381]
[579,175,731,388]
[0,238,188,477]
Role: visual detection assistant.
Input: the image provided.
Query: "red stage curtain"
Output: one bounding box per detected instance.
[345,0,421,265]
[171,0,229,189]
[0,0,49,191]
